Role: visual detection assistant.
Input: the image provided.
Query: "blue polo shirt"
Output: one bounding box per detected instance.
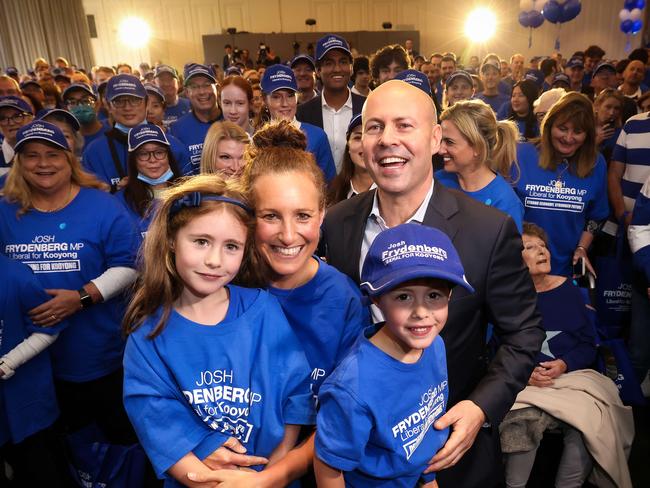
[163,97,191,130]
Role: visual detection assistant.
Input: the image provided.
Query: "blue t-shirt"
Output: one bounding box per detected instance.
[475,92,510,114]
[300,122,336,183]
[268,258,369,399]
[168,111,223,176]
[0,255,67,445]
[435,170,524,232]
[82,119,111,149]
[82,129,191,185]
[123,286,315,484]
[316,326,449,487]
[0,188,140,381]
[514,143,609,276]
[115,189,156,238]
[536,279,597,371]
[163,97,192,130]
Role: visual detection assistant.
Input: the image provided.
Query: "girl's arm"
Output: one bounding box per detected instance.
[313,455,346,488]
[265,424,300,467]
[168,452,219,488]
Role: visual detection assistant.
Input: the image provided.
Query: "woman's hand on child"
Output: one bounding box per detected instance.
[204,437,269,471]
[424,400,486,473]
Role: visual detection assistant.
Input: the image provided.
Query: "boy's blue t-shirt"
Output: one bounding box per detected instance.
[82,129,192,185]
[168,111,223,175]
[268,258,370,399]
[82,119,111,149]
[316,325,449,487]
[0,188,140,381]
[0,255,67,445]
[435,170,524,232]
[123,286,315,484]
[513,142,609,276]
[163,97,191,130]
[474,92,510,114]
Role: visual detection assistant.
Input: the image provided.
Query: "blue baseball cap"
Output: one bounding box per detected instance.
[5,67,18,77]
[144,83,165,101]
[446,70,473,88]
[361,223,474,297]
[346,113,362,138]
[290,54,316,70]
[106,74,146,102]
[316,34,351,61]
[261,64,298,93]
[15,120,69,152]
[128,123,169,152]
[19,79,41,91]
[183,63,216,85]
[566,57,584,69]
[480,59,501,73]
[593,62,616,78]
[154,64,178,79]
[0,96,34,115]
[552,72,571,87]
[62,82,96,100]
[524,69,544,88]
[225,66,243,77]
[39,108,81,131]
[394,70,432,97]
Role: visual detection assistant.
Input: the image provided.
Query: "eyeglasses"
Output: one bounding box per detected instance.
[135,149,167,161]
[66,97,95,108]
[187,83,215,92]
[0,112,31,125]
[111,97,144,108]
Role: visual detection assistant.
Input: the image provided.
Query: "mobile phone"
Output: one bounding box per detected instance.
[573,256,586,277]
[603,120,615,131]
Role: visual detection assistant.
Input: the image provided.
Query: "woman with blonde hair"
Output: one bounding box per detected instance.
[0,120,141,445]
[593,88,624,163]
[199,120,249,178]
[514,92,609,276]
[436,98,524,231]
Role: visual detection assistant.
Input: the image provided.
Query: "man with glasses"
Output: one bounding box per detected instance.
[83,74,190,190]
[154,64,190,130]
[62,83,107,148]
[297,34,365,173]
[168,63,222,175]
[0,96,34,171]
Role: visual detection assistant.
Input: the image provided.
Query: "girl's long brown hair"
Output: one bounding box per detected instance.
[123,174,257,338]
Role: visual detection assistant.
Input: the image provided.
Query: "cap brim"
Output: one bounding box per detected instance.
[41,109,81,131]
[265,84,298,94]
[185,73,216,84]
[361,265,474,297]
[15,136,68,153]
[317,46,351,61]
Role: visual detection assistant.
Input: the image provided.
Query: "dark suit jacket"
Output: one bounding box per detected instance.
[321,183,544,487]
[296,91,366,128]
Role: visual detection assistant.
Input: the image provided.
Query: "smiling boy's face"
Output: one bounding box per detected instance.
[373,278,451,354]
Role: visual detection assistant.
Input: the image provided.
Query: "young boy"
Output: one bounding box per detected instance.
[314,223,474,487]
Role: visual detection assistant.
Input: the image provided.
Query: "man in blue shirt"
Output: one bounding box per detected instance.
[168,64,222,175]
[475,59,509,114]
[62,83,108,149]
[154,64,191,130]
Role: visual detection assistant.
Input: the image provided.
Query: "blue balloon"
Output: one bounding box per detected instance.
[529,11,545,28]
[519,10,531,28]
[543,1,562,24]
[624,0,637,8]
[636,0,646,9]
[560,0,581,22]
[632,19,643,34]
[621,19,634,33]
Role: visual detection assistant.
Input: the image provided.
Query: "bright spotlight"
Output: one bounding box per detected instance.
[118,17,151,47]
[465,8,497,42]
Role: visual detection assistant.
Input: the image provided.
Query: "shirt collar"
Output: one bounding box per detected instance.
[369,180,435,228]
[321,89,353,110]
[2,138,15,165]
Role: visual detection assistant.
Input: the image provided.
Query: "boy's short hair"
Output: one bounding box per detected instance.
[360,223,474,297]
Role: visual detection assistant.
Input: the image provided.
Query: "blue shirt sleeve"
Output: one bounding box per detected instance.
[315,383,372,472]
[334,283,370,365]
[311,130,336,184]
[123,330,230,477]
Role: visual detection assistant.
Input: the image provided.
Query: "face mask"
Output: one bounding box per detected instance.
[137,167,174,185]
[70,105,97,125]
[114,122,131,134]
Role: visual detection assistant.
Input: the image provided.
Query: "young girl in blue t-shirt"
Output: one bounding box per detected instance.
[122,175,315,487]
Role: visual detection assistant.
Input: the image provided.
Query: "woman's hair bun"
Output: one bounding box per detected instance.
[251,120,307,151]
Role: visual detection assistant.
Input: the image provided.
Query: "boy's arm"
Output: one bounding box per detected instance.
[168,452,218,488]
[265,424,301,467]
[314,455,346,488]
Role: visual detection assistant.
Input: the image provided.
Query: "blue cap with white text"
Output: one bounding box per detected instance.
[106,74,146,101]
[183,63,216,85]
[15,120,70,152]
[0,96,34,115]
[361,223,474,297]
[128,123,170,152]
[394,69,432,97]
[261,64,298,93]
[316,34,351,61]
[39,108,81,131]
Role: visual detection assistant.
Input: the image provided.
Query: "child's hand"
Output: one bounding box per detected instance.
[187,468,263,487]
[204,437,269,470]
[421,480,439,488]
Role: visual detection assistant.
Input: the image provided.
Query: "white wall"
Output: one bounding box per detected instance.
[83,0,640,69]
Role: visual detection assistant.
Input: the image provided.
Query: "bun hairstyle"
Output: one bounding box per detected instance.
[242,119,326,210]
[123,174,263,338]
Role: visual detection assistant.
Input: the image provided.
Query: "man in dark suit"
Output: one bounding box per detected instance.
[296,34,365,173]
[320,80,544,487]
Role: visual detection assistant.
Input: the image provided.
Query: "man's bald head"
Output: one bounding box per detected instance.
[363,79,438,126]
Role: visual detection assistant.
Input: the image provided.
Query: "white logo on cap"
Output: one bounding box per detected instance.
[23,124,55,138]
[114,79,137,89]
[270,72,293,82]
[134,128,160,140]
[404,74,421,84]
[322,36,343,49]
[381,240,448,265]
